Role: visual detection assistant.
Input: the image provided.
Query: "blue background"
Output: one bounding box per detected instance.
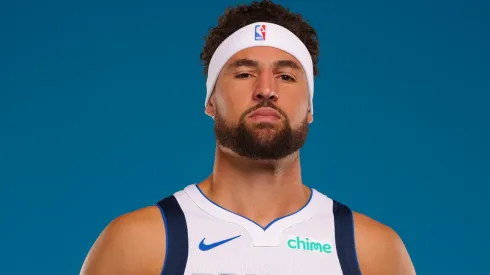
[1,0,488,274]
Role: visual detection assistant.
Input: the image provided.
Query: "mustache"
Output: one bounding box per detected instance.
[240,101,288,121]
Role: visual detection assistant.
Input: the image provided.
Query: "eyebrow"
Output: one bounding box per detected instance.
[273,60,301,70]
[226,58,301,70]
[227,58,259,69]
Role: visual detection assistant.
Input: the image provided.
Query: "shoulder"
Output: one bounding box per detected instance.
[80,205,166,275]
[352,211,416,275]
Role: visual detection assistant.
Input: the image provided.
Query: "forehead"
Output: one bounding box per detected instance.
[225,46,304,69]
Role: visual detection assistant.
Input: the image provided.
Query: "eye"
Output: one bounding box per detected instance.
[279,74,296,82]
[235,73,253,79]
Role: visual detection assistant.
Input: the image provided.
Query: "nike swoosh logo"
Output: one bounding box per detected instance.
[198,235,241,251]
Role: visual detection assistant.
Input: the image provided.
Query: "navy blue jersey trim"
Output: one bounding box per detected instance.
[333,200,362,275]
[156,195,189,275]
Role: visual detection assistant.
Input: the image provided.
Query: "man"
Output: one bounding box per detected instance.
[80,1,416,274]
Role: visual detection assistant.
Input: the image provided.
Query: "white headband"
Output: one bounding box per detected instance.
[205,22,315,114]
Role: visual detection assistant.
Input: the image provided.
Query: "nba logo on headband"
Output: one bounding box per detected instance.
[255,24,266,40]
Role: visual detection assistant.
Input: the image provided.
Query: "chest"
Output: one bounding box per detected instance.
[183,218,344,275]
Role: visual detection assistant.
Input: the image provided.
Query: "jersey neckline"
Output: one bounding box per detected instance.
[184,184,321,246]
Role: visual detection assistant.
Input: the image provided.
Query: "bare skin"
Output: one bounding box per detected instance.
[80,47,416,275]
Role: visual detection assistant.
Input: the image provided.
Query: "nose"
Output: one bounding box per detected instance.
[252,71,278,102]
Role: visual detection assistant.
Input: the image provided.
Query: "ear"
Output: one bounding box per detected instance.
[307,108,313,123]
[204,96,216,119]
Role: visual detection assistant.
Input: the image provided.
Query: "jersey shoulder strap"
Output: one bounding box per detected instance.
[156,195,189,275]
[333,200,362,275]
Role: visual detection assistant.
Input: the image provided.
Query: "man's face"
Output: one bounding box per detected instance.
[206,46,313,160]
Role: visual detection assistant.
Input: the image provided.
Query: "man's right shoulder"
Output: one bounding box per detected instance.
[80,205,166,275]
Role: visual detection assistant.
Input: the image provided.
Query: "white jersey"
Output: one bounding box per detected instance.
[156,184,361,275]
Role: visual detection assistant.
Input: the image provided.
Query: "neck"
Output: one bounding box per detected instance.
[198,146,311,228]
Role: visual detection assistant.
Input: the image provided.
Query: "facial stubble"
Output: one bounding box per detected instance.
[214,101,309,160]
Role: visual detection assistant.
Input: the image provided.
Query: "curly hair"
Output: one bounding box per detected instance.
[200,0,320,77]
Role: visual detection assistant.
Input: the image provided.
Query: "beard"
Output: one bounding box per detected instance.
[214,101,309,160]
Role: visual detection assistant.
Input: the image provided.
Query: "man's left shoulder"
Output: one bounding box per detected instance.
[352,211,416,275]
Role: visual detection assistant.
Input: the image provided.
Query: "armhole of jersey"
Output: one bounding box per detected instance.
[333,200,362,275]
[156,195,189,275]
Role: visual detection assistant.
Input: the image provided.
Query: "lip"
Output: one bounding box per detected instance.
[248,108,281,121]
